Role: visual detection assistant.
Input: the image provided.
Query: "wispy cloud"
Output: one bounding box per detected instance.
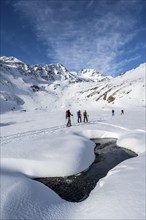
[86,0,95,9]
[12,0,145,75]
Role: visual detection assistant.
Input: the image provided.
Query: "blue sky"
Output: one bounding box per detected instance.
[0,0,146,76]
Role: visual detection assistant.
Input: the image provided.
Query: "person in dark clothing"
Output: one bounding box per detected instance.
[83,110,88,122]
[112,109,115,116]
[121,109,124,115]
[66,109,73,127]
[77,110,82,123]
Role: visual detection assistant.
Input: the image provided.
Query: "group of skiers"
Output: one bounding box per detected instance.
[66,109,89,127]
[112,109,124,116]
[77,110,88,123]
[65,109,125,127]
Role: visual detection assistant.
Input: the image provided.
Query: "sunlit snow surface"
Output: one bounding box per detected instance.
[1,106,145,220]
[0,61,145,219]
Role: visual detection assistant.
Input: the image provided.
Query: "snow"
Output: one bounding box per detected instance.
[1,131,95,177]
[117,130,145,154]
[0,59,146,219]
[0,56,24,64]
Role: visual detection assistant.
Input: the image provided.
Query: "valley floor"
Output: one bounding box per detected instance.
[0,106,146,219]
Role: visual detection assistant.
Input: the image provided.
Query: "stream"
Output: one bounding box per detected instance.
[35,138,137,202]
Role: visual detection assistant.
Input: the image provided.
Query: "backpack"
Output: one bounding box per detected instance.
[66,110,69,118]
[83,111,87,117]
[77,111,81,117]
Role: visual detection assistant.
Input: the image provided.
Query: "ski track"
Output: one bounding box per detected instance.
[1,121,97,144]
[0,119,128,145]
[98,121,129,131]
[0,124,66,145]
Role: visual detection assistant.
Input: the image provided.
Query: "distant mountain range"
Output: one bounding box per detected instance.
[0,56,145,113]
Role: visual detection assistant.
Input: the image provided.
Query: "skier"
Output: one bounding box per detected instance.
[112,109,115,116]
[77,110,82,123]
[66,109,73,127]
[121,109,124,115]
[83,110,88,122]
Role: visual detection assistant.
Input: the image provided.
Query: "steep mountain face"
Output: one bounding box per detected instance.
[0,56,76,82]
[0,56,24,64]
[83,63,145,106]
[0,56,109,83]
[78,68,111,82]
[79,64,144,108]
[0,56,145,113]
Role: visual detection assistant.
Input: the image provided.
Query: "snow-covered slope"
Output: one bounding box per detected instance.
[0,56,24,64]
[0,56,145,113]
[85,63,145,106]
[0,56,145,220]
[78,68,111,81]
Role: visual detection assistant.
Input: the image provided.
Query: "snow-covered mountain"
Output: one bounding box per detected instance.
[78,68,111,81]
[0,56,145,113]
[0,56,77,81]
[83,64,145,106]
[1,57,146,220]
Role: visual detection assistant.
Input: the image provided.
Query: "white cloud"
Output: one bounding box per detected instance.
[12,0,145,75]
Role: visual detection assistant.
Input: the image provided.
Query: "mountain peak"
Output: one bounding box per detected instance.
[0,56,24,64]
[78,68,111,81]
[0,56,145,113]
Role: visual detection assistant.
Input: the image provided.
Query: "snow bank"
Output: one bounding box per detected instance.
[72,153,145,220]
[1,131,95,177]
[77,129,118,139]
[1,172,74,220]
[117,130,145,154]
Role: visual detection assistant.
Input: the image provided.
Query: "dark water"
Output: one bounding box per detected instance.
[34,138,137,202]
